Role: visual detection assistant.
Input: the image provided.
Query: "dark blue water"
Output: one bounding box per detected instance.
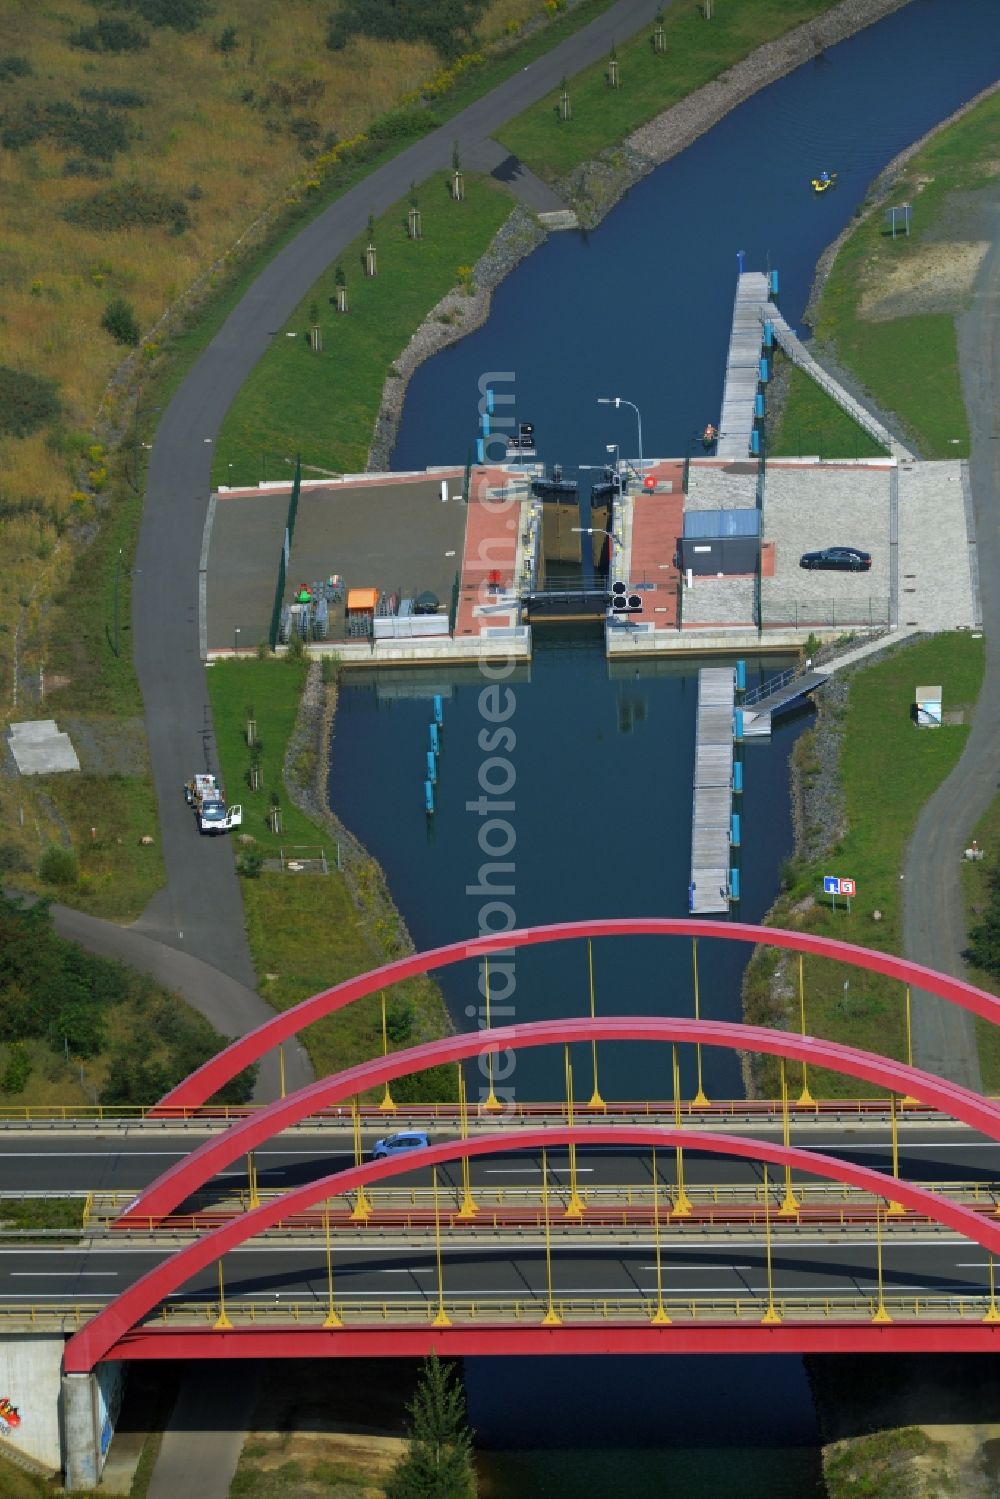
[329,3,1000,1492]
[329,635,800,1102]
[393,0,1000,477]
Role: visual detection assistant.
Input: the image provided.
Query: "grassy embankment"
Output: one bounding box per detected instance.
[213,0,846,475]
[744,633,994,1096]
[773,85,1000,460]
[213,177,513,482]
[497,0,844,179]
[206,658,452,1091]
[0,0,610,916]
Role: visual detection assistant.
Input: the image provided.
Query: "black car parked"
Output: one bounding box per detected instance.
[799,546,872,572]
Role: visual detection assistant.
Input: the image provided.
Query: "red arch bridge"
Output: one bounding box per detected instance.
[13,920,1000,1368]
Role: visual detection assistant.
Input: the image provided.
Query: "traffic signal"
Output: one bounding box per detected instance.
[609,581,643,614]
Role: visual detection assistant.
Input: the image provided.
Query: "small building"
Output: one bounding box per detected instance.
[679,507,760,577]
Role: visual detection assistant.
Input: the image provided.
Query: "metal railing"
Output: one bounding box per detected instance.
[81,1180,1000,1236]
[761,599,890,629]
[4,1293,997,1333]
[0,1096,963,1125]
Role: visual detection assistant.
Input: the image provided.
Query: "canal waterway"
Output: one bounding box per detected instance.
[328,1,1000,1492]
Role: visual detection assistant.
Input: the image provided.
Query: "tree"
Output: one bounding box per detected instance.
[101,296,140,346]
[385,1352,476,1499]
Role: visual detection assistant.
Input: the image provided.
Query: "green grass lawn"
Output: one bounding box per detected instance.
[27,770,165,922]
[212,176,513,485]
[207,660,453,1093]
[497,0,843,180]
[770,365,888,459]
[808,86,1000,457]
[750,634,984,1097]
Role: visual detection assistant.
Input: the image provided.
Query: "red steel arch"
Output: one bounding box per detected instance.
[125,1016,1000,1225]
[154,919,1000,1112]
[65,1125,1000,1373]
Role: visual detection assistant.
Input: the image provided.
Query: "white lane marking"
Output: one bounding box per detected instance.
[483,1167,595,1175]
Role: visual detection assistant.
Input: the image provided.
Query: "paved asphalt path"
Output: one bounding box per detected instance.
[133,0,658,994]
[146,1365,260,1499]
[903,198,1000,1089]
[48,903,312,1102]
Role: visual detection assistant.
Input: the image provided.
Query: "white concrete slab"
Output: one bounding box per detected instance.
[8,720,80,774]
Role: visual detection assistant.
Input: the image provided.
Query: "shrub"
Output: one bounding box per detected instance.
[0,366,60,438]
[116,0,214,31]
[79,86,148,108]
[65,181,190,234]
[39,844,79,887]
[0,55,32,81]
[214,24,239,53]
[0,845,30,874]
[64,157,112,178]
[1,101,130,160]
[101,297,141,346]
[385,997,414,1044]
[237,845,265,878]
[70,17,150,52]
[328,0,487,59]
[1,1044,32,1095]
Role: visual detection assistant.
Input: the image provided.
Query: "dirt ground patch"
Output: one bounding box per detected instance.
[231,1360,418,1499]
[59,715,150,778]
[860,239,990,321]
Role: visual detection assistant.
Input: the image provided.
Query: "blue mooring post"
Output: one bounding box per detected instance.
[749,430,760,457]
[755,393,765,420]
[732,760,743,795]
[758,357,769,384]
[476,437,485,464]
[429,723,440,755]
[482,410,491,437]
[688,882,696,913]
[763,320,774,349]
[733,708,744,743]
[729,868,740,902]
[486,387,494,415]
[735,659,746,693]
[731,812,741,848]
[433,694,443,727]
[426,750,437,786]
[424,780,435,815]
[737,249,746,275]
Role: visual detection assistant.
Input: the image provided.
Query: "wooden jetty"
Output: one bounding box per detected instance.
[716,272,770,460]
[689,667,735,915]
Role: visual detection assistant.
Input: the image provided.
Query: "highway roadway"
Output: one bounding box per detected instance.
[2,1118,998,1197]
[0,1233,994,1312]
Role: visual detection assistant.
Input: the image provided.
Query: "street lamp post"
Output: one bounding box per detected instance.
[234,626,241,657]
[598,396,643,475]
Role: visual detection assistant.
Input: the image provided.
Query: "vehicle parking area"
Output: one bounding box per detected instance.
[761,462,892,630]
[207,471,468,651]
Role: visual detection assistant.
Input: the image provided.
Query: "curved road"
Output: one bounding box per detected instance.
[120,0,659,1097]
[131,0,656,998]
[903,209,1000,1090]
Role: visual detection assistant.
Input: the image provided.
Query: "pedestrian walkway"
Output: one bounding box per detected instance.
[717,272,771,459]
[690,667,735,915]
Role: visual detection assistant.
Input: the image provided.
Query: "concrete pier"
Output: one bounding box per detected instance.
[690,667,735,915]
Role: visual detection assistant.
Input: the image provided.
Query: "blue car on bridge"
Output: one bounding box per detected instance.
[372,1130,430,1160]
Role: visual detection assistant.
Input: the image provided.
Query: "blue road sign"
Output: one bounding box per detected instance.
[823,876,841,895]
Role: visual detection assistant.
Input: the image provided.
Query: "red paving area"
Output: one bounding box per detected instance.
[454,467,520,638]
[628,461,685,628]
